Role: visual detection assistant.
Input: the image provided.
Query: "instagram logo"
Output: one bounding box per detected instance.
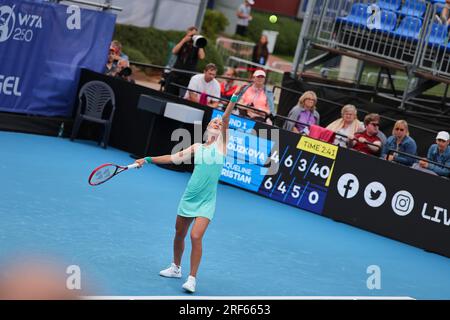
[391,191,414,216]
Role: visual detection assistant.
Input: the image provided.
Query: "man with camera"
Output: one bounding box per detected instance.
[164,26,206,97]
[114,59,135,84]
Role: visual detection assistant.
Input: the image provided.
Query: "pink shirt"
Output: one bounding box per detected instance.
[239,85,269,119]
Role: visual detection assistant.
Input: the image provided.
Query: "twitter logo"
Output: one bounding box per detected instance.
[364,182,386,207]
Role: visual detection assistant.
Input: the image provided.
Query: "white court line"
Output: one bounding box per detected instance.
[82,296,415,300]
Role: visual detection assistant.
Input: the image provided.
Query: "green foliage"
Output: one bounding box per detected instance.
[201,9,229,41]
[246,11,302,57]
[113,24,223,73]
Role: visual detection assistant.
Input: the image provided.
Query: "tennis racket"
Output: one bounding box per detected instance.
[88,163,140,186]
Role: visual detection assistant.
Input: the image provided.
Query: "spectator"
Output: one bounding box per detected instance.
[110,40,129,61]
[381,120,417,166]
[351,113,382,156]
[235,69,275,124]
[435,0,450,25]
[283,91,320,134]
[104,47,119,76]
[165,26,206,97]
[252,35,269,66]
[114,59,135,84]
[235,0,254,36]
[417,131,450,177]
[220,67,239,100]
[326,104,364,147]
[184,63,221,108]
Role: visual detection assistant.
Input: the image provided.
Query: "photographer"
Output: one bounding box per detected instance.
[164,26,206,97]
[114,59,135,84]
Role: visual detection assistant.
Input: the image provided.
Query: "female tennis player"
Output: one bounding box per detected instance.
[135,93,239,293]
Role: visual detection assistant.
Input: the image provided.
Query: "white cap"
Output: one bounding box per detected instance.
[246,0,255,5]
[253,69,266,78]
[436,131,449,141]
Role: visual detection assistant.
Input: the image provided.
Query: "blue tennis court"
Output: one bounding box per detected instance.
[1,131,449,299]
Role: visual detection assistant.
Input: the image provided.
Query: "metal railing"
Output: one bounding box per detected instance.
[303,0,450,79]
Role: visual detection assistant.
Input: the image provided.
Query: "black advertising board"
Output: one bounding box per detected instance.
[324,147,450,257]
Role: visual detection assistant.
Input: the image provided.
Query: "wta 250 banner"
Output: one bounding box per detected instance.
[0,0,116,116]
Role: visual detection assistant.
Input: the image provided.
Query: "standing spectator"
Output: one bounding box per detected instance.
[252,34,269,66]
[417,131,450,177]
[111,40,129,61]
[351,113,383,156]
[381,120,417,166]
[219,67,239,100]
[165,26,206,97]
[235,0,254,36]
[184,63,221,108]
[283,91,320,134]
[326,104,364,147]
[235,69,275,124]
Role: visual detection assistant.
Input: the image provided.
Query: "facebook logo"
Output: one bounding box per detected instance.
[337,173,359,199]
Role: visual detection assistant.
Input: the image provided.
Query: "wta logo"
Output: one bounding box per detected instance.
[0,5,16,42]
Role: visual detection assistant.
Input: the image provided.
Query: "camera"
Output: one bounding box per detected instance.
[117,67,132,78]
[192,35,207,48]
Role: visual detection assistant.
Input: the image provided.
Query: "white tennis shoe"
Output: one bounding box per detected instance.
[159,263,182,278]
[182,275,196,293]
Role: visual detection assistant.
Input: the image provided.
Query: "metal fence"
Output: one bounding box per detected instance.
[304,0,450,79]
[215,37,255,62]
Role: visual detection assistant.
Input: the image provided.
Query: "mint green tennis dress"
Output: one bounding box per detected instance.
[178,143,225,221]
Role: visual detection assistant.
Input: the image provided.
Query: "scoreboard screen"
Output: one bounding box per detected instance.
[211,110,339,215]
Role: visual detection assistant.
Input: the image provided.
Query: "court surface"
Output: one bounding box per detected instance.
[1,131,449,299]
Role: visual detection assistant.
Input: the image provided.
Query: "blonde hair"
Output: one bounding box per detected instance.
[298,91,317,109]
[392,120,409,136]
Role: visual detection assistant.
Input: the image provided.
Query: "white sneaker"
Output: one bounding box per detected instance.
[159,263,182,278]
[182,275,196,293]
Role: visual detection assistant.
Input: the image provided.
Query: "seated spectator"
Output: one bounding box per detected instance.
[326,104,364,147]
[351,113,382,156]
[435,0,450,25]
[184,63,221,108]
[114,59,135,84]
[220,67,239,100]
[381,120,417,166]
[283,91,320,134]
[417,131,450,177]
[110,40,129,61]
[104,47,119,76]
[235,69,275,124]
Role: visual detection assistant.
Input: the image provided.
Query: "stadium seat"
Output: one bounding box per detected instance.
[378,10,398,31]
[427,22,449,45]
[399,0,427,17]
[70,81,116,149]
[377,0,402,11]
[392,16,423,39]
[336,3,369,26]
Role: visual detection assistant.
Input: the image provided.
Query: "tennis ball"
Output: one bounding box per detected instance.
[269,15,277,24]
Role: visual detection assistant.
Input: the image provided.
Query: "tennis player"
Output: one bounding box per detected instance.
[135,92,239,293]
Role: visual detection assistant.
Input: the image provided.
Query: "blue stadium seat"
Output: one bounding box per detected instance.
[427,22,449,45]
[377,0,402,11]
[378,10,398,31]
[392,16,423,39]
[399,0,427,17]
[336,3,369,26]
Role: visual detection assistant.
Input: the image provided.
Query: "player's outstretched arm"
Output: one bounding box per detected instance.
[135,144,200,167]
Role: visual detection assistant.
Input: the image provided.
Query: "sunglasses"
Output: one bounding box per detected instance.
[370,122,379,127]
[395,128,405,131]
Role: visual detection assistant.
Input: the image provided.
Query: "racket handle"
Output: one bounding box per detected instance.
[127,163,140,169]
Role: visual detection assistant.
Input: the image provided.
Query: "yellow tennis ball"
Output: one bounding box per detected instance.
[269,15,277,24]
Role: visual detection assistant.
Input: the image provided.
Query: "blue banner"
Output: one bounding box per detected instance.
[0,0,116,116]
